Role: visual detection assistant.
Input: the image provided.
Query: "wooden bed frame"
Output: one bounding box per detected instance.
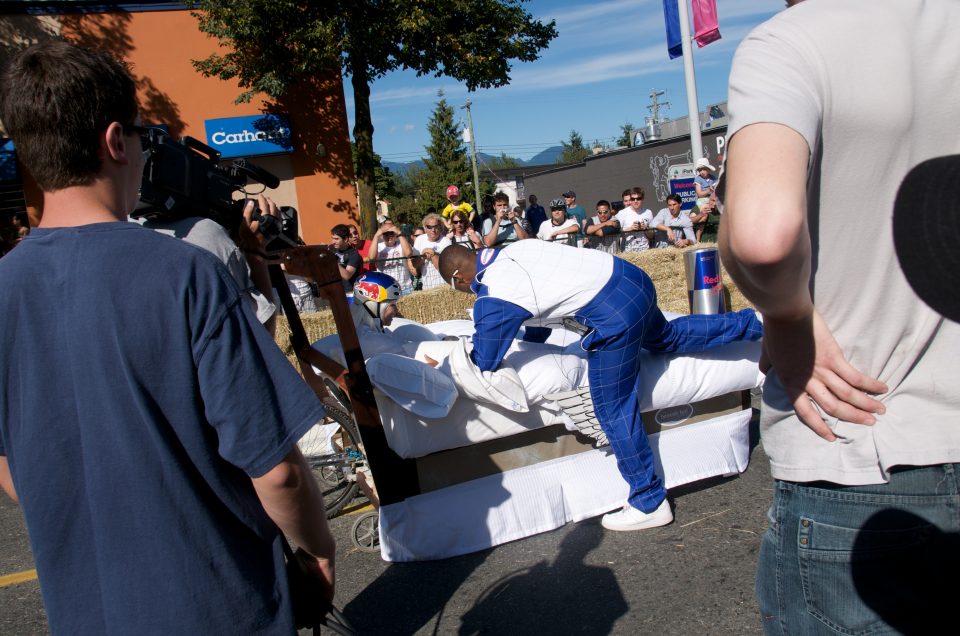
[268,245,419,507]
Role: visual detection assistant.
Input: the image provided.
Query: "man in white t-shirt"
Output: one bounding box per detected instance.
[651,195,695,248]
[412,212,452,290]
[615,187,653,252]
[719,1,960,632]
[536,199,579,244]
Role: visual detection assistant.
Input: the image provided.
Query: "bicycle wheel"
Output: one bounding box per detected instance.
[298,398,364,518]
[350,511,381,553]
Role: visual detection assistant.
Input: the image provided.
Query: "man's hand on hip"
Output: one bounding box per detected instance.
[761,309,888,441]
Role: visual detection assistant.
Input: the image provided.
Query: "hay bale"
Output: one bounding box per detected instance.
[618,243,753,315]
[273,242,752,363]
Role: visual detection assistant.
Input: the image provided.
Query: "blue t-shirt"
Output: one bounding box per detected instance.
[525,204,547,234]
[0,222,324,634]
[694,174,717,195]
[565,204,587,241]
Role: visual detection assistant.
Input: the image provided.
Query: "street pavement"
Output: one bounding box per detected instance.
[0,405,770,635]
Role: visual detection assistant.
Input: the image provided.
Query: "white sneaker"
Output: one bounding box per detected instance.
[601,499,674,531]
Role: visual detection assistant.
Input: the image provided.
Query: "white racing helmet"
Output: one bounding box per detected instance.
[353,272,400,321]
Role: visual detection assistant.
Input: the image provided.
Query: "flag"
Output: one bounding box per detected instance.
[662,0,682,59]
[692,0,722,48]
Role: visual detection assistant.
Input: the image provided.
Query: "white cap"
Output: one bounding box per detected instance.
[695,158,716,172]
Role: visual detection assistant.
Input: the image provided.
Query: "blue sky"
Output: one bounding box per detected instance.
[342,0,781,163]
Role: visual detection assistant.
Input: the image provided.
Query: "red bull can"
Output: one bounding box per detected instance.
[684,247,725,314]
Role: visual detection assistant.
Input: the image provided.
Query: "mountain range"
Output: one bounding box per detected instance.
[383,145,563,176]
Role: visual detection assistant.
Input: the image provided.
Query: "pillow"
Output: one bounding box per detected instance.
[311,334,346,368]
[366,353,458,419]
[386,318,441,344]
[448,339,528,412]
[505,341,587,403]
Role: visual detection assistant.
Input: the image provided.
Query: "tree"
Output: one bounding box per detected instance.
[558,130,589,164]
[617,121,635,148]
[418,91,471,210]
[350,142,399,203]
[191,1,557,237]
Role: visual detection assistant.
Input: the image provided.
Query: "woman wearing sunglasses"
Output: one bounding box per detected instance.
[446,211,483,250]
[413,213,452,289]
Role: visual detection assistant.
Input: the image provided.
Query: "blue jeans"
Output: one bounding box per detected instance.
[757,464,960,635]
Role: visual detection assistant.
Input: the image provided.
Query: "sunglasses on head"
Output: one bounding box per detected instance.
[424,224,440,230]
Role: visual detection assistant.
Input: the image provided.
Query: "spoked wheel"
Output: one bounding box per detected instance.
[299,398,365,518]
[351,511,380,553]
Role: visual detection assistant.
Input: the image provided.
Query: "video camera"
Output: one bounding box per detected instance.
[132,127,299,251]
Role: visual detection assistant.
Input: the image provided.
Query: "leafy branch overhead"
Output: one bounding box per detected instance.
[191,0,557,236]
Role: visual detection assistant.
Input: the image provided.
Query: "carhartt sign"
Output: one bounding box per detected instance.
[204,114,293,159]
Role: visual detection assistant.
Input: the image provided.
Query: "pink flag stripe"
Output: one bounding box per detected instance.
[692,0,722,48]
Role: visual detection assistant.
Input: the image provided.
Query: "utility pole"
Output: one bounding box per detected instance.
[647,89,671,124]
[462,99,482,212]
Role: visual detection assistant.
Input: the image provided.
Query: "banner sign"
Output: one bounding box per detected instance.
[1,138,18,182]
[669,177,697,210]
[204,114,293,159]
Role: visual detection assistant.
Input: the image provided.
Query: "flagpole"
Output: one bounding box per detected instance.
[676,0,703,162]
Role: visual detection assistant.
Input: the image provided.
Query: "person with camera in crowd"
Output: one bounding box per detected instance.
[369,218,417,296]
[482,192,531,247]
[0,41,335,633]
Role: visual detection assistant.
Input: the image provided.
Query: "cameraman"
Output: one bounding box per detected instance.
[0,41,334,632]
[482,192,530,247]
[140,192,280,337]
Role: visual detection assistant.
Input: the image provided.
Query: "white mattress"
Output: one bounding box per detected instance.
[376,338,763,459]
[356,317,762,561]
[378,406,753,561]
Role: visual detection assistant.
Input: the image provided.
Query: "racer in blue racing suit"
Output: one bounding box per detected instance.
[439,241,762,531]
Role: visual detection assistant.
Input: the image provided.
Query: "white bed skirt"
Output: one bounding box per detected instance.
[378,406,752,562]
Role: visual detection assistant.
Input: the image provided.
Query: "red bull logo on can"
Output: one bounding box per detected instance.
[684,247,725,314]
[355,280,386,302]
[693,251,721,291]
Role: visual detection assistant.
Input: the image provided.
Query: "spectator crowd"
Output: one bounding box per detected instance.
[320,179,720,304]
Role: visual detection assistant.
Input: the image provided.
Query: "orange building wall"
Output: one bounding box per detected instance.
[21,8,356,243]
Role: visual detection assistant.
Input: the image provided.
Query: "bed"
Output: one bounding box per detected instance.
[271,247,762,562]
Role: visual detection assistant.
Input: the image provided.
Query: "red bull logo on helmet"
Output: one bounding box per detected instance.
[355,280,387,302]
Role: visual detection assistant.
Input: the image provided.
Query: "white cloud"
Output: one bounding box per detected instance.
[545,0,645,25]
[403,124,415,132]
[369,83,465,105]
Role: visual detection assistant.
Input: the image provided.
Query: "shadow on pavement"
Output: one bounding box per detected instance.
[342,549,489,634]
[458,521,626,635]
